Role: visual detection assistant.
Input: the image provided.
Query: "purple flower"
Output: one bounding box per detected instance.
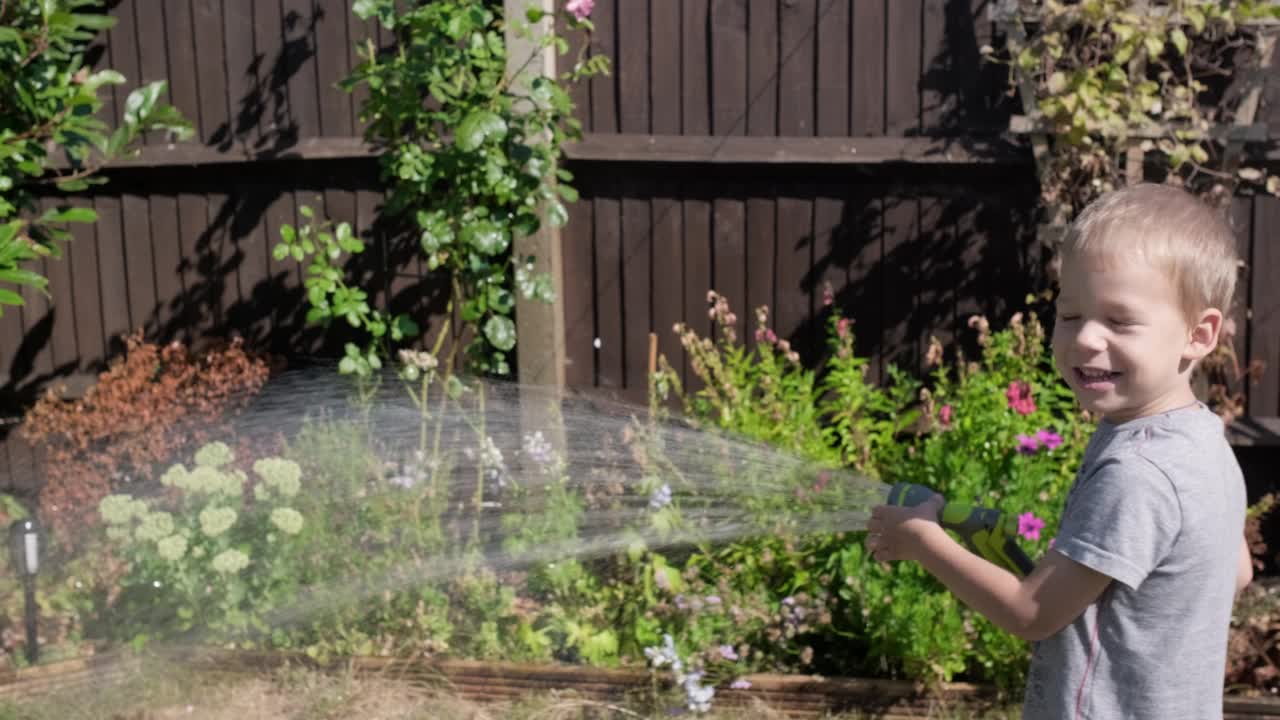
[704,595,722,605]
[1018,512,1045,541]
[730,679,752,690]
[1036,428,1063,451]
[1016,433,1040,455]
[718,644,738,661]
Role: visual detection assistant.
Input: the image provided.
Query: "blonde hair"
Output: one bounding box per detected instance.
[1060,183,1239,321]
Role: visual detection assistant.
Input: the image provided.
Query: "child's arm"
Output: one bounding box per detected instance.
[867,497,1111,642]
[1237,536,1253,595]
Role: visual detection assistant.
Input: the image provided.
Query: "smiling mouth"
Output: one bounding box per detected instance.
[1074,367,1121,384]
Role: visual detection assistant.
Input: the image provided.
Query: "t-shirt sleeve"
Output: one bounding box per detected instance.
[1052,455,1181,590]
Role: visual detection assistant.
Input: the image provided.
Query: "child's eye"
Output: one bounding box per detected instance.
[1108,317,1136,327]
[1057,313,1080,322]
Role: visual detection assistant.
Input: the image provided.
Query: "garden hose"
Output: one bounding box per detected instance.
[885,482,1036,578]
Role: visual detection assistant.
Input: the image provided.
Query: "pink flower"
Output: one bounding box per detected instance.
[836,318,851,339]
[730,679,752,690]
[765,328,778,344]
[938,404,953,426]
[566,0,594,20]
[822,283,835,307]
[1035,429,1063,451]
[1017,512,1045,541]
[1016,433,1040,455]
[1006,381,1036,416]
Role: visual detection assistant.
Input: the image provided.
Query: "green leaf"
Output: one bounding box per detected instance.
[1170,28,1187,56]
[39,207,97,224]
[461,220,509,255]
[484,315,517,352]
[456,110,507,151]
[0,289,25,307]
[71,13,117,30]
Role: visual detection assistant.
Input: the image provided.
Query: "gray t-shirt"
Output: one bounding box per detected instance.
[1021,403,1245,720]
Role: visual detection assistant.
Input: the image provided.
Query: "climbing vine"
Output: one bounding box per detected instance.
[991,0,1280,222]
[281,0,607,378]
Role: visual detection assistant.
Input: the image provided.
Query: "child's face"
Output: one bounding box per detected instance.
[1051,252,1201,424]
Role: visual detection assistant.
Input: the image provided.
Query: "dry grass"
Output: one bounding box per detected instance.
[0,663,1022,720]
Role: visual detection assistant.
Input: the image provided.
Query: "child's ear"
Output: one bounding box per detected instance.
[1184,308,1223,361]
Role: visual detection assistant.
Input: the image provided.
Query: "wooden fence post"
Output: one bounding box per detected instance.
[505,0,566,392]
[504,0,569,462]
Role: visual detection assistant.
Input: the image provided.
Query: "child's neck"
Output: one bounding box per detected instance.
[1102,384,1200,425]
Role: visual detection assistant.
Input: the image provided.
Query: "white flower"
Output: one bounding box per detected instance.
[194,442,234,469]
[135,511,175,543]
[211,548,249,574]
[254,458,302,498]
[649,483,673,510]
[198,507,237,538]
[99,494,146,525]
[522,431,554,465]
[157,534,188,562]
[270,507,304,535]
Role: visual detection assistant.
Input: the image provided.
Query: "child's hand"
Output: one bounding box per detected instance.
[865,493,945,564]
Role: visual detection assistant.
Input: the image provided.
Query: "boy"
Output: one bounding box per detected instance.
[866,183,1252,719]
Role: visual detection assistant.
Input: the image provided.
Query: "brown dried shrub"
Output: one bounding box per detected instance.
[20,332,271,544]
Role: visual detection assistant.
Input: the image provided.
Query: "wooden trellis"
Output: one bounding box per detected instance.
[990,0,1279,242]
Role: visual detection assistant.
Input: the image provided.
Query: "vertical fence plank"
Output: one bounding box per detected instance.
[107,1,144,142]
[223,0,258,149]
[682,0,711,135]
[594,182,624,392]
[266,188,302,352]
[881,194,919,372]
[713,184,747,341]
[920,0,948,132]
[254,0,288,149]
[915,196,950,359]
[193,0,231,146]
[314,0,353,137]
[562,184,596,390]
[617,0,650,134]
[683,182,713,388]
[779,0,816,136]
[94,195,130,354]
[135,0,171,146]
[712,0,748,136]
[621,191,651,404]
[175,192,209,343]
[813,190,847,355]
[0,295,23,385]
[163,1,204,138]
[652,188,685,387]
[283,0,323,142]
[40,199,77,373]
[1250,196,1280,416]
[149,191,185,341]
[745,187,775,353]
[816,0,851,137]
[347,10,375,134]
[747,0,778,136]
[645,0,686,376]
[203,190,239,336]
[590,0,618,133]
[121,193,155,335]
[562,10,592,134]
[885,0,922,135]
[851,0,885,135]
[776,190,813,352]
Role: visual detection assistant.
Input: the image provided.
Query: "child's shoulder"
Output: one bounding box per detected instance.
[1085,403,1237,483]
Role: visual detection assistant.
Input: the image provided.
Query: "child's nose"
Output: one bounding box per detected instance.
[1072,320,1108,352]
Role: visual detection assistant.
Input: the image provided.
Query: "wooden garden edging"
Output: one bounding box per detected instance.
[5,648,1280,718]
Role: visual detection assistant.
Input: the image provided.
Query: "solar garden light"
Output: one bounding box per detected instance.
[8,518,40,663]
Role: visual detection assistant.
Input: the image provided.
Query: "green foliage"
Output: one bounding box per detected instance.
[993,0,1280,221]
[96,443,308,644]
[286,0,608,377]
[658,294,1094,688]
[0,0,191,314]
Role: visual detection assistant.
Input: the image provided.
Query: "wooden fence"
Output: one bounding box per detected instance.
[2,0,1278,495]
